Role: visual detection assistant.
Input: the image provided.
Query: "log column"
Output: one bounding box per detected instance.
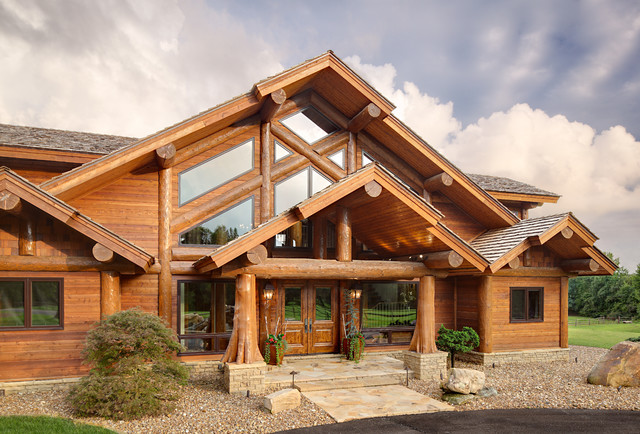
[100,271,121,318]
[478,276,493,353]
[409,275,437,353]
[158,167,172,326]
[312,215,327,259]
[19,218,36,256]
[260,122,273,224]
[222,273,262,364]
[560,276,569,348]
[335,206,352,262]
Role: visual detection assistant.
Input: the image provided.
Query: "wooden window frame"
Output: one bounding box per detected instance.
[0,278,64,330]
[176,278,234,356]
[510,287,544,323]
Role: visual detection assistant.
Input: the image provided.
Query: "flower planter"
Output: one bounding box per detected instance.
[342,337,365,362]
[265,343,284,366]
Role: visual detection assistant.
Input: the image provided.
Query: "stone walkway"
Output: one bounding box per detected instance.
[265,355,452,422]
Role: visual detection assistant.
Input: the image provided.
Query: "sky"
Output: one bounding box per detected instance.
[0,0,639,270]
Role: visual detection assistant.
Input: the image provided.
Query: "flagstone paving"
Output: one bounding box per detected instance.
[302,384,453,422]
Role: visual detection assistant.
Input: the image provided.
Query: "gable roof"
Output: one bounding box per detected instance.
[0,167,154,270]
[468,173,560,203]
[194,163,489,273]
[471,213,615,273]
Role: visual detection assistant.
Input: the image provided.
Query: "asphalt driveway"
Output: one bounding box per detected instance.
[281,409,640,433]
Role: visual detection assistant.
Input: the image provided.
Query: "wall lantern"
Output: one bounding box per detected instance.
[350,283,362,300]
[264,283,275,301]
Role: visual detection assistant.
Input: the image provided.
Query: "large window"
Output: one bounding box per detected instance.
[274,167,332,214]
[0,279,62,329]
[361,281,417,345]
[510,287,543,322]
[178,280,235,354]
[179,139,254,205]
[180,197,254,245]
[280,107,337,144]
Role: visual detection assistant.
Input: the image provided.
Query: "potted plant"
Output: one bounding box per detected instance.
[263,317,288,366]
[342,287,365,362]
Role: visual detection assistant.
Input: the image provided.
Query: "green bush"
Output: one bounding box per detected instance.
[435,324,479,368]
[628,336,640,342]
[68,309,189,420]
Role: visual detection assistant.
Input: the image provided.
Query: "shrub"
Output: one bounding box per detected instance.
[69,309,189,420]
[435,324,480,368]
[628,336,640,342]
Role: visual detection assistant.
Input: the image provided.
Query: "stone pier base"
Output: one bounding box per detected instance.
[224,361,267,395]
[403,350,448,381]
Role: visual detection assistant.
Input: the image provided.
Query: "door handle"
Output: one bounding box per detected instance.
[304,318,308,333]
[309,319,313,333]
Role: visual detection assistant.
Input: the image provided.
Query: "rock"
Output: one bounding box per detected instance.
[442,392,476,405]
[587,341,640,387]
[445,368,486,394]
[476,387,498,398]
[264,388,301,414]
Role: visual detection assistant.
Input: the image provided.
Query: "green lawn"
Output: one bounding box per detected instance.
[568,317,640,348]
[0,416,114,433]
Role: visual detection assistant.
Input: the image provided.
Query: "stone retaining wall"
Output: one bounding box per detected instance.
[403,350,448,381]
[456,348,570,366]
[0,377,81,396]
[182,359,225,382]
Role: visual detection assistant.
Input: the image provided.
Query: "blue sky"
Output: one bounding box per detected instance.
[0,0,639,270]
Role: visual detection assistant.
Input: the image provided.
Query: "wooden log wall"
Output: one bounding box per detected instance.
[0,271,100,381]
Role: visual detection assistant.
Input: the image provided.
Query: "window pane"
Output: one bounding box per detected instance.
[179,139,254,205]
[180,282,212,335]
[362,152,374,165]
[315,287,332,320]
[328,149,345,169]
[217,282,235,332]
[180,337,213,353]
[511,289,526,320]
[362,282,417,328]
[284,287,302,321]
[528,290,541,320]
[275,220,311,248]
[275,170,308,214]
[281,107,337,144]
[274,140,292,162]
[0,281,25,327]
[311,168,332,194]
[180,197,253,245]
[31,281,60,326]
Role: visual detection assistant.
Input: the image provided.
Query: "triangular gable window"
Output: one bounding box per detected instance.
[274,140,293,163]
[362,151,374,166]
[180,197,254,245]
[328,149,345,169]
[274,167,332,214]
[280,107,338,144]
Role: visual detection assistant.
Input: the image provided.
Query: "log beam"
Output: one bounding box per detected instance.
[359,133,424,190]
[0,255,136,273]
[409,275,437,353]
[423,250,463,269]
[271,123,344,181]
[260,122,273,223]
[92,243,114,263]
[0,190,21,214]
[336,206,352,262]
[561,227,574,239]
[348,103,381,133]
[561,259,599,273]
[155,143,176,169]
[478,276,493,353]
[364,180,382,198]
[423,172,454,192]
[260,89,287,122]
[18,218,35,256]
[173,120,255,166]
[221,273,262,364]
[214,258,446,280]
[158,167,172,327]
[507,256,520,269]
[347,132,357,174]
[100,271,121,318]
[240,244,268,267]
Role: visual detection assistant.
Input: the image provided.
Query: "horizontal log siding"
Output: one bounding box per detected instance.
[491,276,561,351]
[68,171,159,256]
[434,278,454,331]
[120,274,159,315]
[0,271,100,381]
[455,277,479,332]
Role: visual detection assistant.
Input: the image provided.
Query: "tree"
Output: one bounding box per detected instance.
[435,325,479,368]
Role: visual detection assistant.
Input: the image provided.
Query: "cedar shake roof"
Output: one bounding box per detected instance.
[471,213,567,263]
[0,123,137,155]
[468,173,559,198]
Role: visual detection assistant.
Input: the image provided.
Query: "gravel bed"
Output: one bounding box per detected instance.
[1,346,638,433]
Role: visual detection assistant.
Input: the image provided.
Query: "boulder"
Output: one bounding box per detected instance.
[476,386,498,398]
[587,341,640,387]
[264,388,301,414]
[442,392,476,405]
[445,368,485,394]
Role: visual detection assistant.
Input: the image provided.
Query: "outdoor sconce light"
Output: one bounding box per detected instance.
[264,283,275,301]
[350,283,362,300]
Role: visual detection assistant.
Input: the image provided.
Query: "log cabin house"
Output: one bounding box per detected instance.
[0,51,616,392]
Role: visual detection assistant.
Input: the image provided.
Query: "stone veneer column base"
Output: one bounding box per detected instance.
[403,350,448,381]
[456,347,570,366]
[224,361,267,395]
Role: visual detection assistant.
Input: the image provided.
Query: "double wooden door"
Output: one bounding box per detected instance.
[281,280,339,354]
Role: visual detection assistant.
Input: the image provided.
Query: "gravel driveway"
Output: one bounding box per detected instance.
[1,346,638,433]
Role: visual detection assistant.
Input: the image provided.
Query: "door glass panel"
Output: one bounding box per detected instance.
[0,281,25,327]
[284,287,302,321]
[31,281,60,326]
[315,287,332,320]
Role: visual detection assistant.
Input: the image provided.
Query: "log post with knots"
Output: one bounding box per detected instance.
[409,275,437,353]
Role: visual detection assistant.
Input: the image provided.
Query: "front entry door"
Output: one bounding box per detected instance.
[281,281,339,354]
